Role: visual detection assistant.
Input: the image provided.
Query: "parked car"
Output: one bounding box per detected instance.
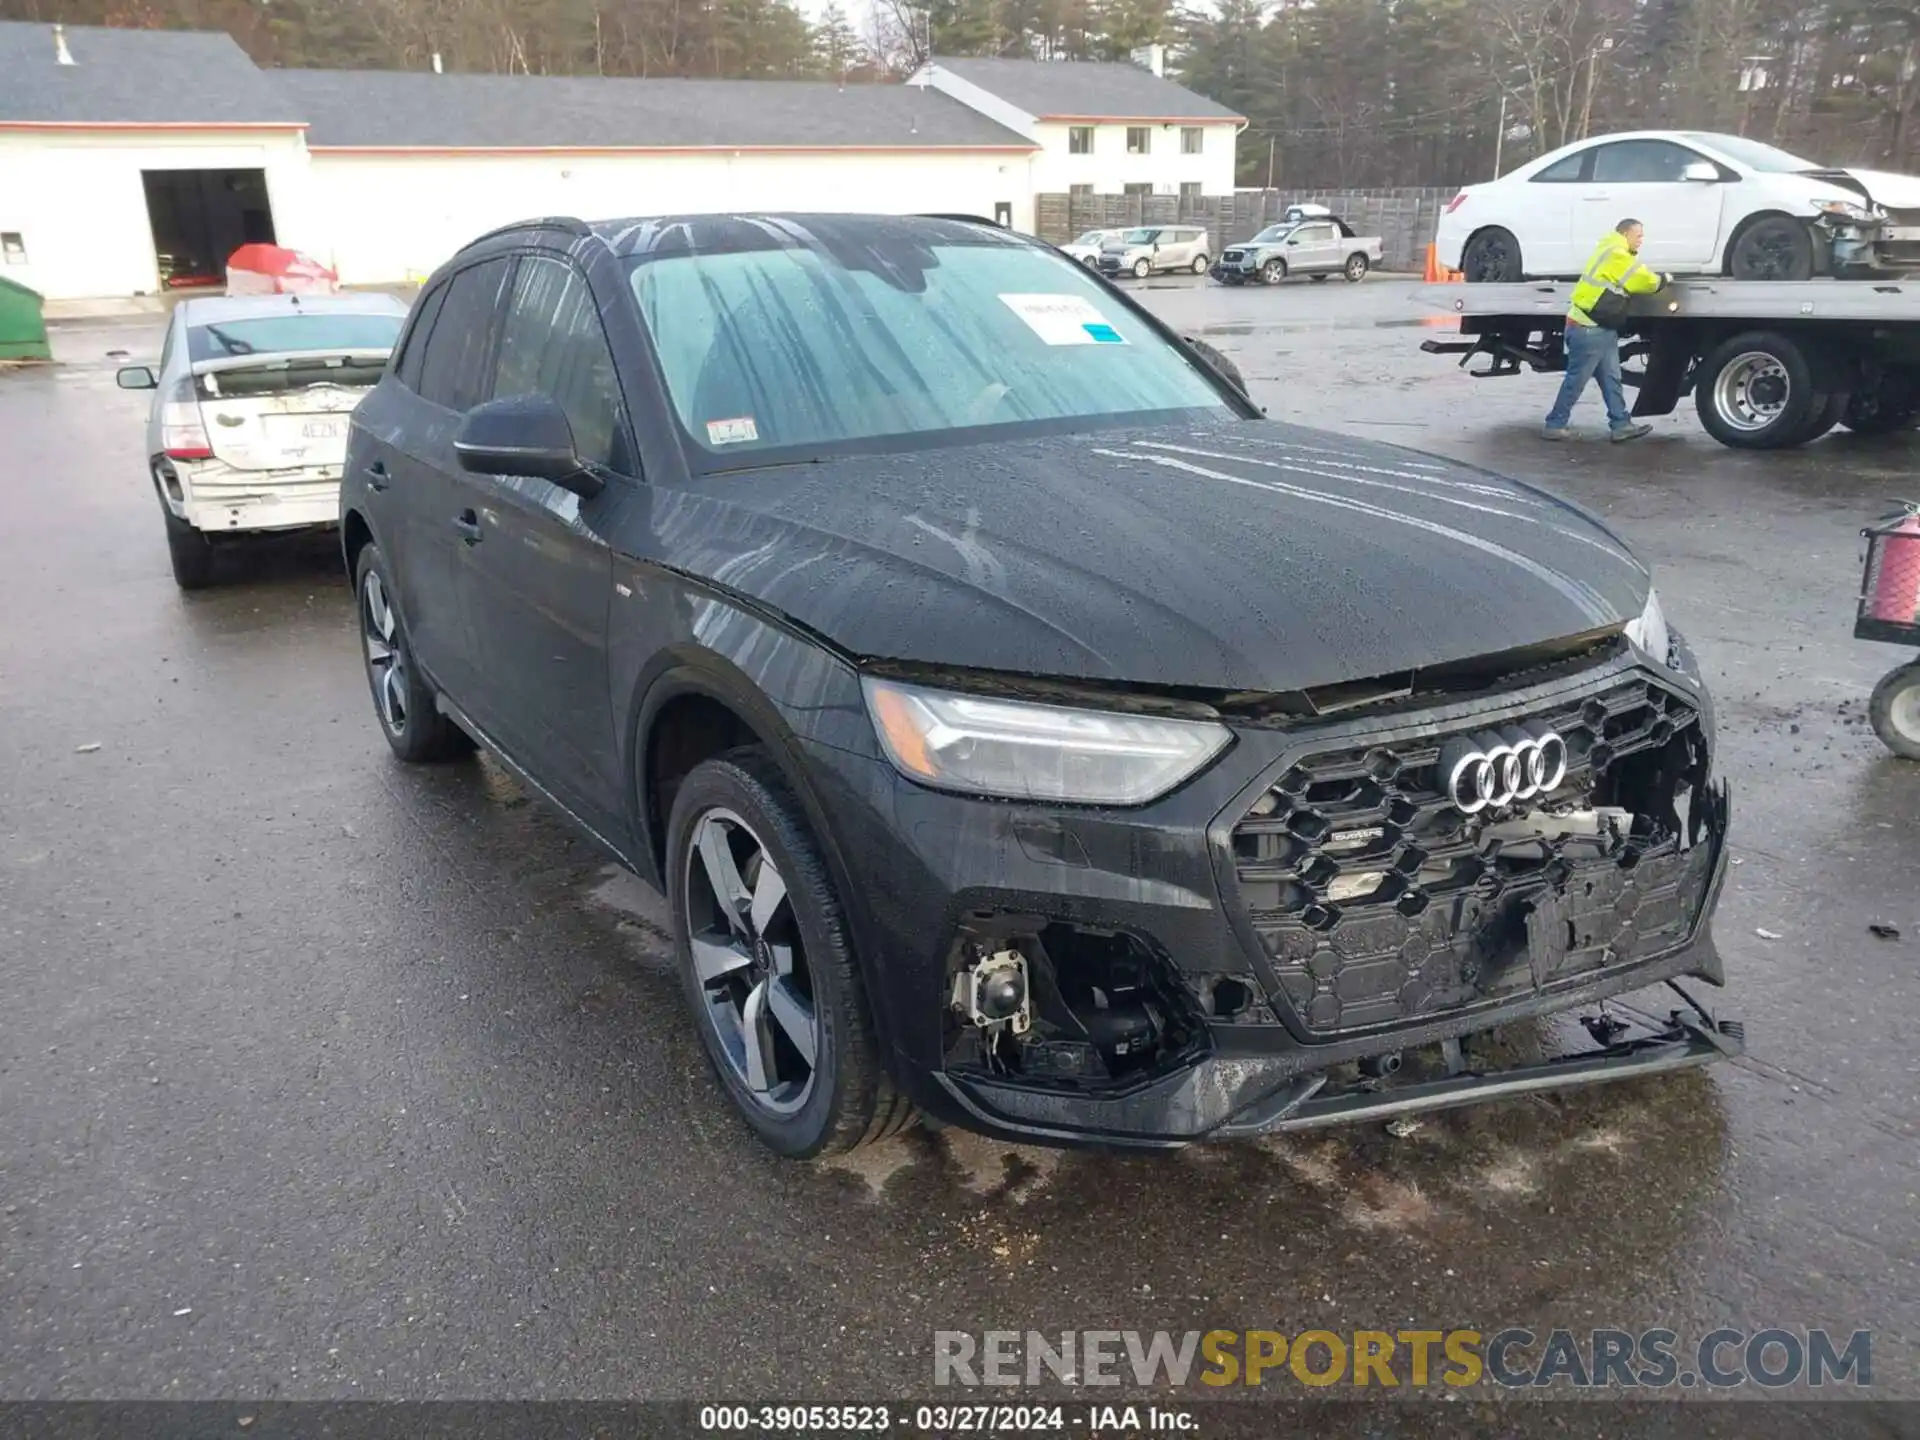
[1437,129,1920,282]
[1212,215,1383,285]
[1060,228,1125,267]
[341,211,1733,1159]
[1097,225,1211,279]
[117,293,408,588]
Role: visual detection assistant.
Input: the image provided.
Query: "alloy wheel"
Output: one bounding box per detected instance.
[361,569,407,735]
[683,808,820,1115]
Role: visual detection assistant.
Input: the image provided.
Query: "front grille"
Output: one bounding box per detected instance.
[1231,672,1713,1035]
[1223,249,1245,261]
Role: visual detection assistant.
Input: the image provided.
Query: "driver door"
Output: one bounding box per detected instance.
[1575,139,1726,271]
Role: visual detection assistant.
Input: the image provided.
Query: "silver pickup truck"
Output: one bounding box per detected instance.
[1212,210,1384,286]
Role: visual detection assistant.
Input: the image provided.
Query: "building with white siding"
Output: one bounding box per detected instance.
[0,20,1240,300]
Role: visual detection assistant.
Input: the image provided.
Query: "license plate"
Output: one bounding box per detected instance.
[299,417,346,441]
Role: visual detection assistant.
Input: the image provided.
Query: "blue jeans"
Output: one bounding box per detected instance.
[1545,322,1632,431]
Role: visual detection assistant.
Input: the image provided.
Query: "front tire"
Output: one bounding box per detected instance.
[1344,253,1370,282]
[1260,257,1286,285]
[1870,662,1920,760]
[1693,330,1823,449]
[1462,227,1522,282]
[1190,253,1210,275]
[1728,216,1814,281]
[1131,257,1151,280]
[667,749,913,1158]
[354,542,472,762]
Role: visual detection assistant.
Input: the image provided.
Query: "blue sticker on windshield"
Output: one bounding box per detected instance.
[1082,323,1124,344]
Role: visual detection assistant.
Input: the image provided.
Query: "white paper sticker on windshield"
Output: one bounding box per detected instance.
[999,293,1127,346]
[706,416,759,445]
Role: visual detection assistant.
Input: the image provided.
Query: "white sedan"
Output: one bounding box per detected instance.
[1436,130,1920,282]
[1058,229,1126,267]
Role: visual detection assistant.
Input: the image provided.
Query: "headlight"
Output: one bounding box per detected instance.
[1623,587,1670,664]
[862,678,1232,806]
[1815,198,1877,223]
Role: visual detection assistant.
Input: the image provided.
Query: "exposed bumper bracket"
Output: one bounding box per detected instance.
[1218,983,1742,1137]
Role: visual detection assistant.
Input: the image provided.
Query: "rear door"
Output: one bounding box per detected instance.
[1578,139,1725,270]
[1290,221,1340,271]
[384,257,515,704]
[455,253,628,840]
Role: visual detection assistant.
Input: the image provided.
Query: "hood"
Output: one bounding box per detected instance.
[651,419,1650,694]
[1845,167,1920,210]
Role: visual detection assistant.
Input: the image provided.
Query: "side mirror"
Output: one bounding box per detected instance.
[116,366,157,390]
[454,393,603,498]
[1681,161,1719,182]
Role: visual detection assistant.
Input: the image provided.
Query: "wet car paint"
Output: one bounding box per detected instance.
[1,285,1915,1403]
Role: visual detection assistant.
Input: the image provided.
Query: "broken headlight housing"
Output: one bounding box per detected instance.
[1623,586,1670,667]
[862,678,1232,806]
[1815,198,1878,224]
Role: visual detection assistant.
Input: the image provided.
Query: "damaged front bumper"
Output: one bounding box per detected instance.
[809,648,1739,1149]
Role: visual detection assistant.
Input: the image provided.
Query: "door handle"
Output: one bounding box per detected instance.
[453,509,483,545]
[366,460,390,492]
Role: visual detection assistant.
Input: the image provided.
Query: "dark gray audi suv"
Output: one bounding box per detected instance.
[340,212,1736,1157]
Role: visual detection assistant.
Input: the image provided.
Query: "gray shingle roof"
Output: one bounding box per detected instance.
[273,70,1035,150]
[925,57,1242,122]
[0,21,300,125]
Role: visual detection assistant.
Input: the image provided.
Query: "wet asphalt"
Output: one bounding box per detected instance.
[2,278,1917,1407]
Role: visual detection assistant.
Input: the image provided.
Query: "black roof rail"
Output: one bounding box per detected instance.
[916,212,1007,229]
[465,216,592,247]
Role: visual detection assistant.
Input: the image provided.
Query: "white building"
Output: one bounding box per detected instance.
[1,20,1242,300]
[911,54,1244,202]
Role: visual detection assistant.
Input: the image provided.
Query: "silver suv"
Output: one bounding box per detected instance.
[1098,226,1211,279]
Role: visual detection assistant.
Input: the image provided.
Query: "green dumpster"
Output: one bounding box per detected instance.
[0,275,52,362]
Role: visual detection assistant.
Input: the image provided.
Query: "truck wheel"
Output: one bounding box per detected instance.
[1694,331,1823,449]
[1462,227,1522,282]
[1841,377,1920,435]
[1727,216,1814,281]
[157,488,217,591]
[1344,254,1370,282]
[1870,662,1920,760]
[1260,258,1286,285]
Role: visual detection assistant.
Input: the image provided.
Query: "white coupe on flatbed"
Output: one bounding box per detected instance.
[118,293,407,588]
[1436,130,1920,283]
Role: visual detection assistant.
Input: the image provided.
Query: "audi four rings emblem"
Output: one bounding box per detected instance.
[1439,726,1569,814]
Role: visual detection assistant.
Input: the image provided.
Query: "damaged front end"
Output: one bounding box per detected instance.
[924,644,1736,1148]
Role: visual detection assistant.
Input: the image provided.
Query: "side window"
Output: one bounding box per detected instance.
[1532,151,1590,183]
[392,281,447,392]
[491,256,628,472]
[416,257,512,412]
[1591,140,1699,183]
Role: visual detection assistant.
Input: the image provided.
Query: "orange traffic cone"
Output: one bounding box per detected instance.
[1423,243,1441,283]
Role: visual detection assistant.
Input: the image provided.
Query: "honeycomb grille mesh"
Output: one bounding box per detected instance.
[1231,675,1705,1034]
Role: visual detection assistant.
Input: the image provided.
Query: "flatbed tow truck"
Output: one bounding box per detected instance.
[1414,278,1920,449]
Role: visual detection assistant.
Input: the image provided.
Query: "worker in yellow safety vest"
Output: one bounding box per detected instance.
[1543,218,1670,442]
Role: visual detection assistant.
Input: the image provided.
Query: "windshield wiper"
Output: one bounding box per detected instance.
[202,324,255,356]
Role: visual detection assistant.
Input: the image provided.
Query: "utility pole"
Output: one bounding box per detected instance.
[1578,38,1613,141]
[1493,93,1507,178]
[1266,134,1276,190]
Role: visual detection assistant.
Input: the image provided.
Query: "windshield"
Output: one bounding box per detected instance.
[1683,132,1820,173]
[626,228,1231,467]
[186,312,402,362]
[1073,231,1108,245]
[1251,224,1294,242]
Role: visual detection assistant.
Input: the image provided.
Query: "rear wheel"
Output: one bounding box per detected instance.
[667,749,914,1157]
[354,542,472,763]
[1344,253,1370,282]
[1260,257,1286,285]
[1462,227,1522,282]
[1870,661,1920,760]
[1727,216,1814,281]
[1693,330,1823,449]
[159,499,216,591]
